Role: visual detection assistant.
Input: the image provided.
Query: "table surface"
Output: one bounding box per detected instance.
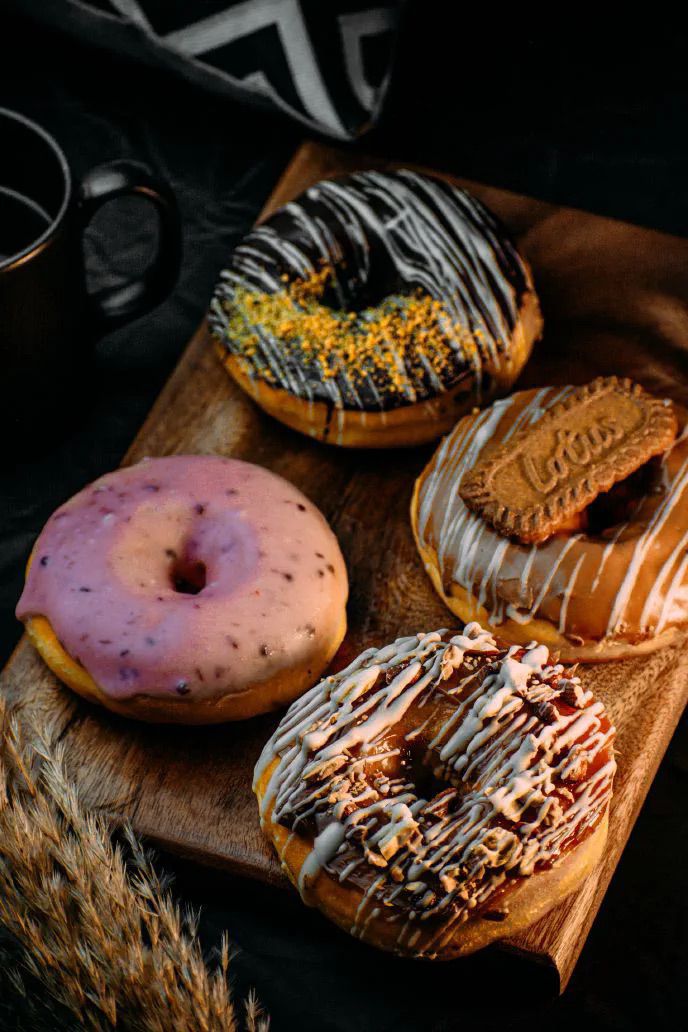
[2,12,688,1031]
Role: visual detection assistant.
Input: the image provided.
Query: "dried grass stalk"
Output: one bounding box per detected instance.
[0,695,268,1031]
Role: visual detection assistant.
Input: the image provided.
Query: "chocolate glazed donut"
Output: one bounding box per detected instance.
[210,171,542,447]
[254,623,615,958]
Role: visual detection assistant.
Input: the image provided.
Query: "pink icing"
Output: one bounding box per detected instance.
[16,455,348,702]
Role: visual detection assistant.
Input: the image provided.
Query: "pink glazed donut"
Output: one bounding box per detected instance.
[16,455,348,723]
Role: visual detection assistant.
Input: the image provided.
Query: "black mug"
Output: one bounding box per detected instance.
[0,106,181,438]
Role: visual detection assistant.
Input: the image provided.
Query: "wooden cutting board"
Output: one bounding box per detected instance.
[4,142,688,992]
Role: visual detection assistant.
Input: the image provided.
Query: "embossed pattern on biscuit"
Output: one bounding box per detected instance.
[459,377,677,544]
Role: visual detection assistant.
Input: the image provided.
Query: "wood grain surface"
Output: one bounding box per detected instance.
[4,142,688,991]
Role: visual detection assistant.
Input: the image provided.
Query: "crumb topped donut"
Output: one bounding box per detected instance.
[412,379,687,661]
[254,623,615,959]
[16,455,348,723]
[209,170,542,447]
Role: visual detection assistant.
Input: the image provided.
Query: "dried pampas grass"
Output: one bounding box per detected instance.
[0,695,268,1031]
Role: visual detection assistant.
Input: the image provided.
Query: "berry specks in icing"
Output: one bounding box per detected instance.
[17,456,348,704]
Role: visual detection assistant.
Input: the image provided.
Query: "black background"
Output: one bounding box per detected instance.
[1,7,687,1029]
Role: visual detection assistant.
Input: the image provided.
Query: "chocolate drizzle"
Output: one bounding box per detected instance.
[255,623,615,957]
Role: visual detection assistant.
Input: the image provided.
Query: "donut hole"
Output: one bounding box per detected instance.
[294,223,404,312]
[328,276,411,314]
[410,754,452,804]
[369,726,451,806]
[310,270,419,322]
[169,556,207,595]
[583,458,662,537]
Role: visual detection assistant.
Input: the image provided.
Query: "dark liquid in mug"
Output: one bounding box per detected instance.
[0,185,51,264]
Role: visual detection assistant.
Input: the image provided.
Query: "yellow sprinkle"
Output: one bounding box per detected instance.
[222,265,482,394]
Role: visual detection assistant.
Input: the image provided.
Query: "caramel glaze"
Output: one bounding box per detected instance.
[414,387,688,649]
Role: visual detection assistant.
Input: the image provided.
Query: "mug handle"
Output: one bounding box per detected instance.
[78,159,182,332]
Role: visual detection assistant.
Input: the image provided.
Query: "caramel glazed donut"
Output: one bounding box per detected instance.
[254,623,615,959]
[209,170,542,448]
[16,455,348,723]
[412,385,688,662]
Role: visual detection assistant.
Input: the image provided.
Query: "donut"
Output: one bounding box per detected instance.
[209,170,542,448]
[412,380,688,662]
[254,623,615,959]
[16,455,348,723]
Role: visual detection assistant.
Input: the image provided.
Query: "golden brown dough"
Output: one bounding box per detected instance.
[254,623,615,958]
[210,170,542,448]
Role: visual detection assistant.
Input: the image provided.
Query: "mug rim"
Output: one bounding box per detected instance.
[0,106,72,273]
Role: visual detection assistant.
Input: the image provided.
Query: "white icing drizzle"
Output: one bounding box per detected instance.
[415,386,688,644]
[607,438,688,634]
[209,170,531,413]
[558,554,586,633]
[255,623,615,956]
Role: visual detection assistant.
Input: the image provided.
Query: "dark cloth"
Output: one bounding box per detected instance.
[7,0,403,140]
[1,8,687,1029]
